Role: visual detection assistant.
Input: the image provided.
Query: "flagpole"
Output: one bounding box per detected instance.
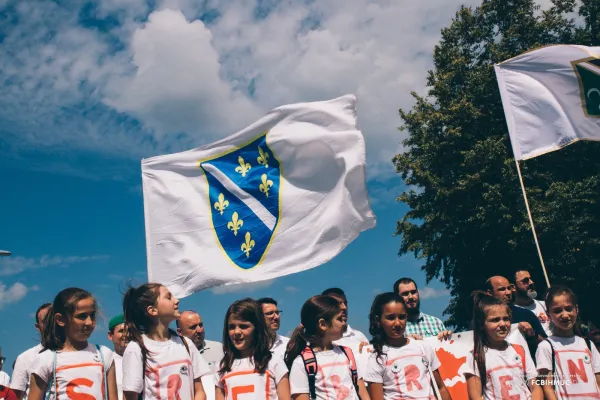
[514,159,551,288]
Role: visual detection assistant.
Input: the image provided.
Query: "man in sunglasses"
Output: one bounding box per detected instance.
[257,298,289,359]
[512,268,552,336]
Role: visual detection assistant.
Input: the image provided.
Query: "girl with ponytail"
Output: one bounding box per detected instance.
[28,288,118,400]
[121,283,209,400]
[463,291,542,399]
[215,298,289,400]
[286,295,370,400]
[364,292,451,400]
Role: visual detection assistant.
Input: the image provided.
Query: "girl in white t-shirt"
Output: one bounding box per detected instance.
[28,288,118,400]
[121,283,209,400]
[215,298,290,400]
[463,291,542,400]
[364,292,451,400]
[536,285,600,399]
[285,295,370,400]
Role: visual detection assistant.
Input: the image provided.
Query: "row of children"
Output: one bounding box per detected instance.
[7,282,600,400]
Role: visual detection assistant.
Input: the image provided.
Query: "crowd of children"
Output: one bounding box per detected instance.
[2,281,599,400]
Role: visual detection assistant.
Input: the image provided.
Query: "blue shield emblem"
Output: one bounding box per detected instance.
[199,132,281,270]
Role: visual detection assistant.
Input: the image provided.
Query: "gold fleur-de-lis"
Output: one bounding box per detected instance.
[227,212,243,236]
[241,231,255,257]
[259,174,273,197]
[235,156,251,177]
[257,146,269,168]
[214,193,229,215]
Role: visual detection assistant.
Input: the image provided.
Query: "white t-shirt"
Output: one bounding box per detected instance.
[122,334,210,400]
[0,371,9,387]
[463,343,537,400]
[10,344,43,393]
[515,300,552,337]
[334,325,369,347]
[290,346,362,400]
[536,336,600,399]
[113,353,123,400]
[364,341,440,399]
[33,344,114,400]
[271,335,290,361]
[216,356,288,400]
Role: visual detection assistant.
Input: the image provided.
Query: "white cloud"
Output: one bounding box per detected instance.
[284,286,300,293]
[1,0,485,181]
[0,255,110,276]
[419,287,450,300]
[0,282,39,309]
[210,279,275,295]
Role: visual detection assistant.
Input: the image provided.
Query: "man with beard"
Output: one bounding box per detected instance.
[10,303,51,400]
[486,275,547,358]
[322,288,369,346]
[256,298,288,359]
[393,277,452,340]
[107,314,127,400]
[176,310,223,374]
[512,269,552,336]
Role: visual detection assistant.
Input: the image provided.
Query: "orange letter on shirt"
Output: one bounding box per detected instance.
[66,378,96,400]
[568,358,589,384]
[404,365,423,391]
[498,375,519,400]
[167,374,183,400]
[232,385,254,400]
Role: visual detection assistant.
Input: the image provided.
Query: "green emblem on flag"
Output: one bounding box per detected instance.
[572,56,600,117]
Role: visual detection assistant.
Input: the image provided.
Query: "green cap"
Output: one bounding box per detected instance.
[109,314,124,331]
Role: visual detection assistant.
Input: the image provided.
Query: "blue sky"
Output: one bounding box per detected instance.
[0,0,492,374]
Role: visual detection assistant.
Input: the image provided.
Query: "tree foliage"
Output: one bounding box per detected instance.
[394,0,600,330]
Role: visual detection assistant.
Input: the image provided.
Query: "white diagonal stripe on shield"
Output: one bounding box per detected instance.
[202,162,277,231]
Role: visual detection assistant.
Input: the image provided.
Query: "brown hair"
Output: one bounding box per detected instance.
[219,298,274,375]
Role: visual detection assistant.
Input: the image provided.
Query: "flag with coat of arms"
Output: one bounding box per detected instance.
[141,94,376,297]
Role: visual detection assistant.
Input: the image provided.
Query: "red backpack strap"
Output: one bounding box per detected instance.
[300,346,318,400]
[338,346,362,400]
[511,343,526,373]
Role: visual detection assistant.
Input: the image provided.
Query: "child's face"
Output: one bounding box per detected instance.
[548,294,578,332]
[483,305,510,342]
[323,310,346,341]
[155,286,180,320]
[59,297,97,343]
[379,301,407,341]
[228,315,255,355]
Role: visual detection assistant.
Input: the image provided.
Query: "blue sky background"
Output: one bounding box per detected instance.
[0,0,524,374]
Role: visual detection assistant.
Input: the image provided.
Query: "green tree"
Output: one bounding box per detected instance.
[394,0,600,330]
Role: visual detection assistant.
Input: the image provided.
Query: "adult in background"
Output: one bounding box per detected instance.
[176,310,224,374]
[486,275,547,358]
[512,268,552,336]
[10,303,51,400]
[393,277,452,340]
[322,288,369,346]
[107,314,127,400]
[256,297,289,359]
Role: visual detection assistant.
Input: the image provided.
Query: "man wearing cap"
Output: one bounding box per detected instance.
[176,310,223,374]
[108,314,127,400]
[10,303,51,400]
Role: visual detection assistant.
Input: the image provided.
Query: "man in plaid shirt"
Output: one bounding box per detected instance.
[393,277,453,340]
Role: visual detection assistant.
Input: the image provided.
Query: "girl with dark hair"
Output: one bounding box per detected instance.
[28,288,118,400]
[121,283,209,400]
[364,292,451,400]
[536,285,600,399]
[286,295,369,400]
[215,298,289,400]
[463,291,542,399]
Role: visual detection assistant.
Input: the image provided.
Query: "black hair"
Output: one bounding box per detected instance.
[368,292,406,364]
[392,277,417,294]
[322,288,346,302]
[256,297,278,307]
[35,303,52,324]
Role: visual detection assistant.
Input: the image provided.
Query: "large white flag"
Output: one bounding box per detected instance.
[141,95,376,297]
[495,45,600,160]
